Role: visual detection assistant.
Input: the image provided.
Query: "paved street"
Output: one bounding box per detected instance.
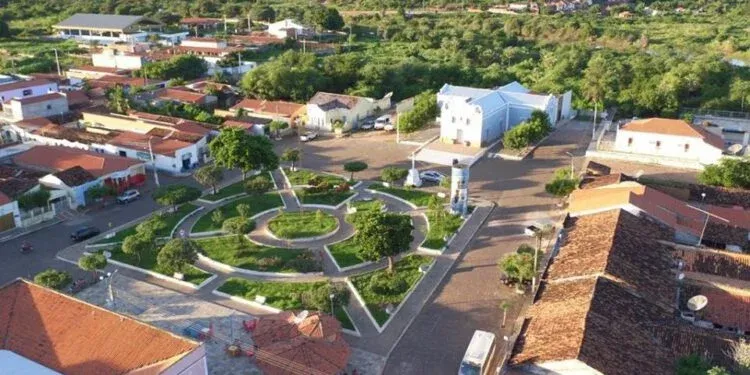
[383,120,593,374]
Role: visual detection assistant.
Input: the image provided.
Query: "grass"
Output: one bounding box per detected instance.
[351,255,434,325]
[192,193,283,233]
[284,168,348,186]
[267,211,338,239]
[95,204,199,245]
[217,278,354,329]
[328,236,365,269]
[99,246,212,286]
[369,183,443,207]
[423,212,464,250]
[334,305,355,331]
[346,198,385,225]
[295,189,355,206]
[196,235,320,273]
[201,173,273,202]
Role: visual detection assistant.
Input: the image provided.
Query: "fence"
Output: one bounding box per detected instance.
[682,107,750,120]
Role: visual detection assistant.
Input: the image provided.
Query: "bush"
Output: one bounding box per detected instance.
[211,210,225,227]
[285,252,322,273]
[698,158,750,189]
[256,256,283,270]
[17,189,51,210]
[245,175,273,195]
[153,184,201,208]
[368,273,408,295]
[300,283,350,313]
[305,181,332,194]
[503,110,552,150]
[335,182,351,193]
[381,167,409,184]
[308,176,323,186]
[222,217,256,235]
[545,168,579,197]
[34,269,71,290]
[157,239,198,274]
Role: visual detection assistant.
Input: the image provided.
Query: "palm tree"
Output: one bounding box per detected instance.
[582,54,612,129]
[531,224,554,292]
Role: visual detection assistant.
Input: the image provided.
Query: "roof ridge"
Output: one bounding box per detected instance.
[0,279,23,349]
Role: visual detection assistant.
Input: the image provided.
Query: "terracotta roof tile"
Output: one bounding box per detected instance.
[231,99,305,118]
[53,166,97,186]
[308,92,362,111]
[677,248,750,282]
[621,118,725,149]
[7,92,66,105]
[0,178,37,200]
[684,283,750,332]
[0,279,199,374]
[13,145,142,177]
[108,131,194,157]
[155,88,209,104]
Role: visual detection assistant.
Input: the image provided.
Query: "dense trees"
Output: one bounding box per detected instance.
[398,91,439,134]
[698,158,750,189]
[503,110,552,150]
[209,128,280,179]
[137,55,207,81]
[157,238,198,274]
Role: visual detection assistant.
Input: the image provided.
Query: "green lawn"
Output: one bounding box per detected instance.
[369,183,443,207]
[351,255,433,325]
[346,199,385,224]
[217,278,353,329]
[423,212,464,250]
[99,246,212,286]
[95,204,199,245]
[334,305,355,331]
[328,236,365,269]
[267,211,338,239]
[284,168,347,186]
[196,235,320,273]
[201,173,273,202]
[295,189,355,206]
[192,193,283,233]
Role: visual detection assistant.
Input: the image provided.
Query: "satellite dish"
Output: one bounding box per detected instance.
[294,310,309,324]
[727,144,743,155]
[687,295,708,312]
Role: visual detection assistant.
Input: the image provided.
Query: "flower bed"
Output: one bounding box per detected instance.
[267,211,338,239]
[295,189,355,206]
[95,203,199,245]
[196,235,321,273]
[369,183,442,207]
[192,193,283,233]
[201,173,272,202]
[284,168,347,186]
[350,255,433,325]
[97,246,211,286]
[422,212,464,250]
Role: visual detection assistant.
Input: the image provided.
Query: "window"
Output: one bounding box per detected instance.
[627,137,633,146]
[452,116,456,123]
[46,105,52,110]
[118,151,127,157]
[656,141,661,149]
[22,89,32,96]
[684,144,690,152]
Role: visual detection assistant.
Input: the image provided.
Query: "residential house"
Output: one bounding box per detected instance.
[67,65,131,80]
[1,93,69,122]
[171,38,255,76]
[13,145,146,207]
[180,17,223,30]
[223,117,271,136]
[307,92,392,131]
[229,98,305,124]
[437,81,572,147]
[153,88,217,109]
[0,166,43,232]
[267,19,312,39]
[53,13,163,44]
[86,75,167,91]
[509,209,739,374]
[0,79,58,103]
[613,118,725,166]
[0,279,207,374]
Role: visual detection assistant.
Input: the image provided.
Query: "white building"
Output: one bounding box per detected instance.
[267,19,312,39]
[0,79,58,103]
[91,48,146,70]
[53,13,163,44]
[437,81,571,147]
[307,92,392,131]
[613,118,725,165]
[1,93,69,122]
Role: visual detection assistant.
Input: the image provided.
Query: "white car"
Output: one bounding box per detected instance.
[116,189,140,204]
[299,131,318,142]
[360,120,375,130]
[419,170,446,183]
[374,115,391,130]
[384,123,395,131]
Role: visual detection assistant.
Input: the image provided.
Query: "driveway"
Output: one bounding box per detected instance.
[383,120,593,374]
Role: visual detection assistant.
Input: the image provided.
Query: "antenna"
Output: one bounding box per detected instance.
[687,295,708,312]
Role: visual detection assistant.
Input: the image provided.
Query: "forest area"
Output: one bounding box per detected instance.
[1,0,750,118]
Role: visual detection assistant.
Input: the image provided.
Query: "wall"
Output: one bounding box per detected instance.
[92,52,145,70]
[438,94,507,147]
[0,200,21,230]
[112,140,203,174]
[523,359,603,374]
[7,96,68,121]
[613,129,723,165]
[182,39,226,49]
[82,112,158,134]
[0,82,58,103]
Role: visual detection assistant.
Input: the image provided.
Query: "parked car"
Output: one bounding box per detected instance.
[384,123,395,131]
[116,189,140,204]
[361,120,375,130]
[420,170,446,183]
[71,226,101,242]
[374,115,391,130]
[524,224,541,237]
[300,131,318,142]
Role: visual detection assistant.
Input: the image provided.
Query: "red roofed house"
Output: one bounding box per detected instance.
[1,92,69,122]
[0,79,58,103]
[13,145,145,208]
[230,98,305,124]
[153,87,217,108]
[0,279,207,375]
[613,118,726,166]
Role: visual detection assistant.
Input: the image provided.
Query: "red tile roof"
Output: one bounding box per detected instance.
[63,89,91,107]
[676,248,750,282]
[13,145,143,177]
[108,131,195,157]
[231,98,305,118]
[0,191,9,205]
[621,118,725,149]
[7,92,65,105]
[155,88,209,104]
[69,65,130,74]
[0,79,54,92]
[687,283,750,332]
[0,279,200,374]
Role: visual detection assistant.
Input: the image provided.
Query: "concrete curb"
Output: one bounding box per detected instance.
[323,234,374,273]
[417,210,474,253]
[211,289,283,313]
[190,206,284,236]
[197,253,324,278]
[82,251,211,290]
[365,188,419,209]
[341,306,361,337]
[170,206,204,238]
[263,214,341,243]
[197,193,246,205]
[345,278,383,333]
[299,191,359,211]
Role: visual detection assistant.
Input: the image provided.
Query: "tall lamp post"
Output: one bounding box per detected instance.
[148,136,160,187]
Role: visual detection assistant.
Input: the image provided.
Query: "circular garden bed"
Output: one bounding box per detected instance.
[267,210,338,239]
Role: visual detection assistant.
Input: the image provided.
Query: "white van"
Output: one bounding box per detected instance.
[458,330,497,375]
[374,115,391,130]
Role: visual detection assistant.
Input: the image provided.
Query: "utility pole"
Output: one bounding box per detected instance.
[53,48,62,76]
[148,136,161,187]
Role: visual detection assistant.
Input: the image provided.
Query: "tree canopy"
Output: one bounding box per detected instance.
[138,55,207,81]
[153,184,201,209]
[209,128,280,178]
[194,165,224,194]
[354,211,413,272]
[157,238,198,274]
[698,158,750,189]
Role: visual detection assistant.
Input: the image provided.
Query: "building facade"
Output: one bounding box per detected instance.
[2,93,69,122]
[53,13,163,44]
[0,79,58,103]
[307,92,392,131]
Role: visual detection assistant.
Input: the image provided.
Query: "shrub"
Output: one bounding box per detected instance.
[335,182,351,193]
[300,283,349,313]
[343,161,368,180]
[153,184,201,209]
[157,239,198,274]
[305,181,332,194]
[256,256,283,270]
[381,167,408,184]
[308,176,323,186]
[222,217,255,235]
[285,252,322,273]
[368,273,408,295]
[503,110,552,150]
[245,175,274,195]
[34,269,71,290]
[545,168,579,197]
[211,210,225,227]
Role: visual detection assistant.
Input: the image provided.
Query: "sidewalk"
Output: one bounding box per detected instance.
[0,217,63,243]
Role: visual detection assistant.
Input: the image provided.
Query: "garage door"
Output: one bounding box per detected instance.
[0,213,16,233]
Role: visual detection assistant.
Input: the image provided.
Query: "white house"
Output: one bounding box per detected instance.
[1,92,69,122]
[307,92,392,131]
[613,118,725,165]
[437,81,571,147]
[267,19,312,39]
[0,79,58,103]
[107,130,206,173]
[91,48,146,70]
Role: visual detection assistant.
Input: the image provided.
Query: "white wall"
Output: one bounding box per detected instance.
[182,39,227,49]
[5,96,68,121]
[92,52,145,70]
[162,346,208,375]
[0,82,58,103]
[0,201,21,229]
[306,99,384,131]
[438,94,505,146]
[522,359,604,375]
[111,140,203,174]
[614,129,723,165]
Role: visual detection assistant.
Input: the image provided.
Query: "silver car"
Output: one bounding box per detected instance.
[300,131,318,142]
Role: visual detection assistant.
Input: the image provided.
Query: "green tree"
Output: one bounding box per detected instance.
[17,189,50,211]
[209,128,279,179]
[545,168,579,197]
[498,245,536,292]
[730,78,750,111]
[135,215,167,240]
[85,184,116,203]
[157,239,198,274]
[222,216,255,238]
[107,86,130,114]
[78,253,107,279]
[343,161,368,181]
[281,148,301,171]
[153,184,201,210]
[33,269,71,290]
[122,235,152,264]
[398,91,438,134]
[236,203,251,218]
[698,158,750,189]
[245,175,273,195]
[381,167,408,185]
[194,165,224,194]
[211,210,225,227]
[240,51,325,101]
[251,4,275,22]
[268,120,289,138]
[355,212,413,272]
[582,53,616,125]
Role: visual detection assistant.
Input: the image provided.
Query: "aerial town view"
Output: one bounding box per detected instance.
[1,0,750,374]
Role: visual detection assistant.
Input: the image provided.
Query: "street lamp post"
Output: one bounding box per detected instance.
[148,136,160,187]
[329,293,335,316]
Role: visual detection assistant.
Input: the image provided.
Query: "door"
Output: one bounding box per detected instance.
[0,213,15,232]
[456,129,464,143]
